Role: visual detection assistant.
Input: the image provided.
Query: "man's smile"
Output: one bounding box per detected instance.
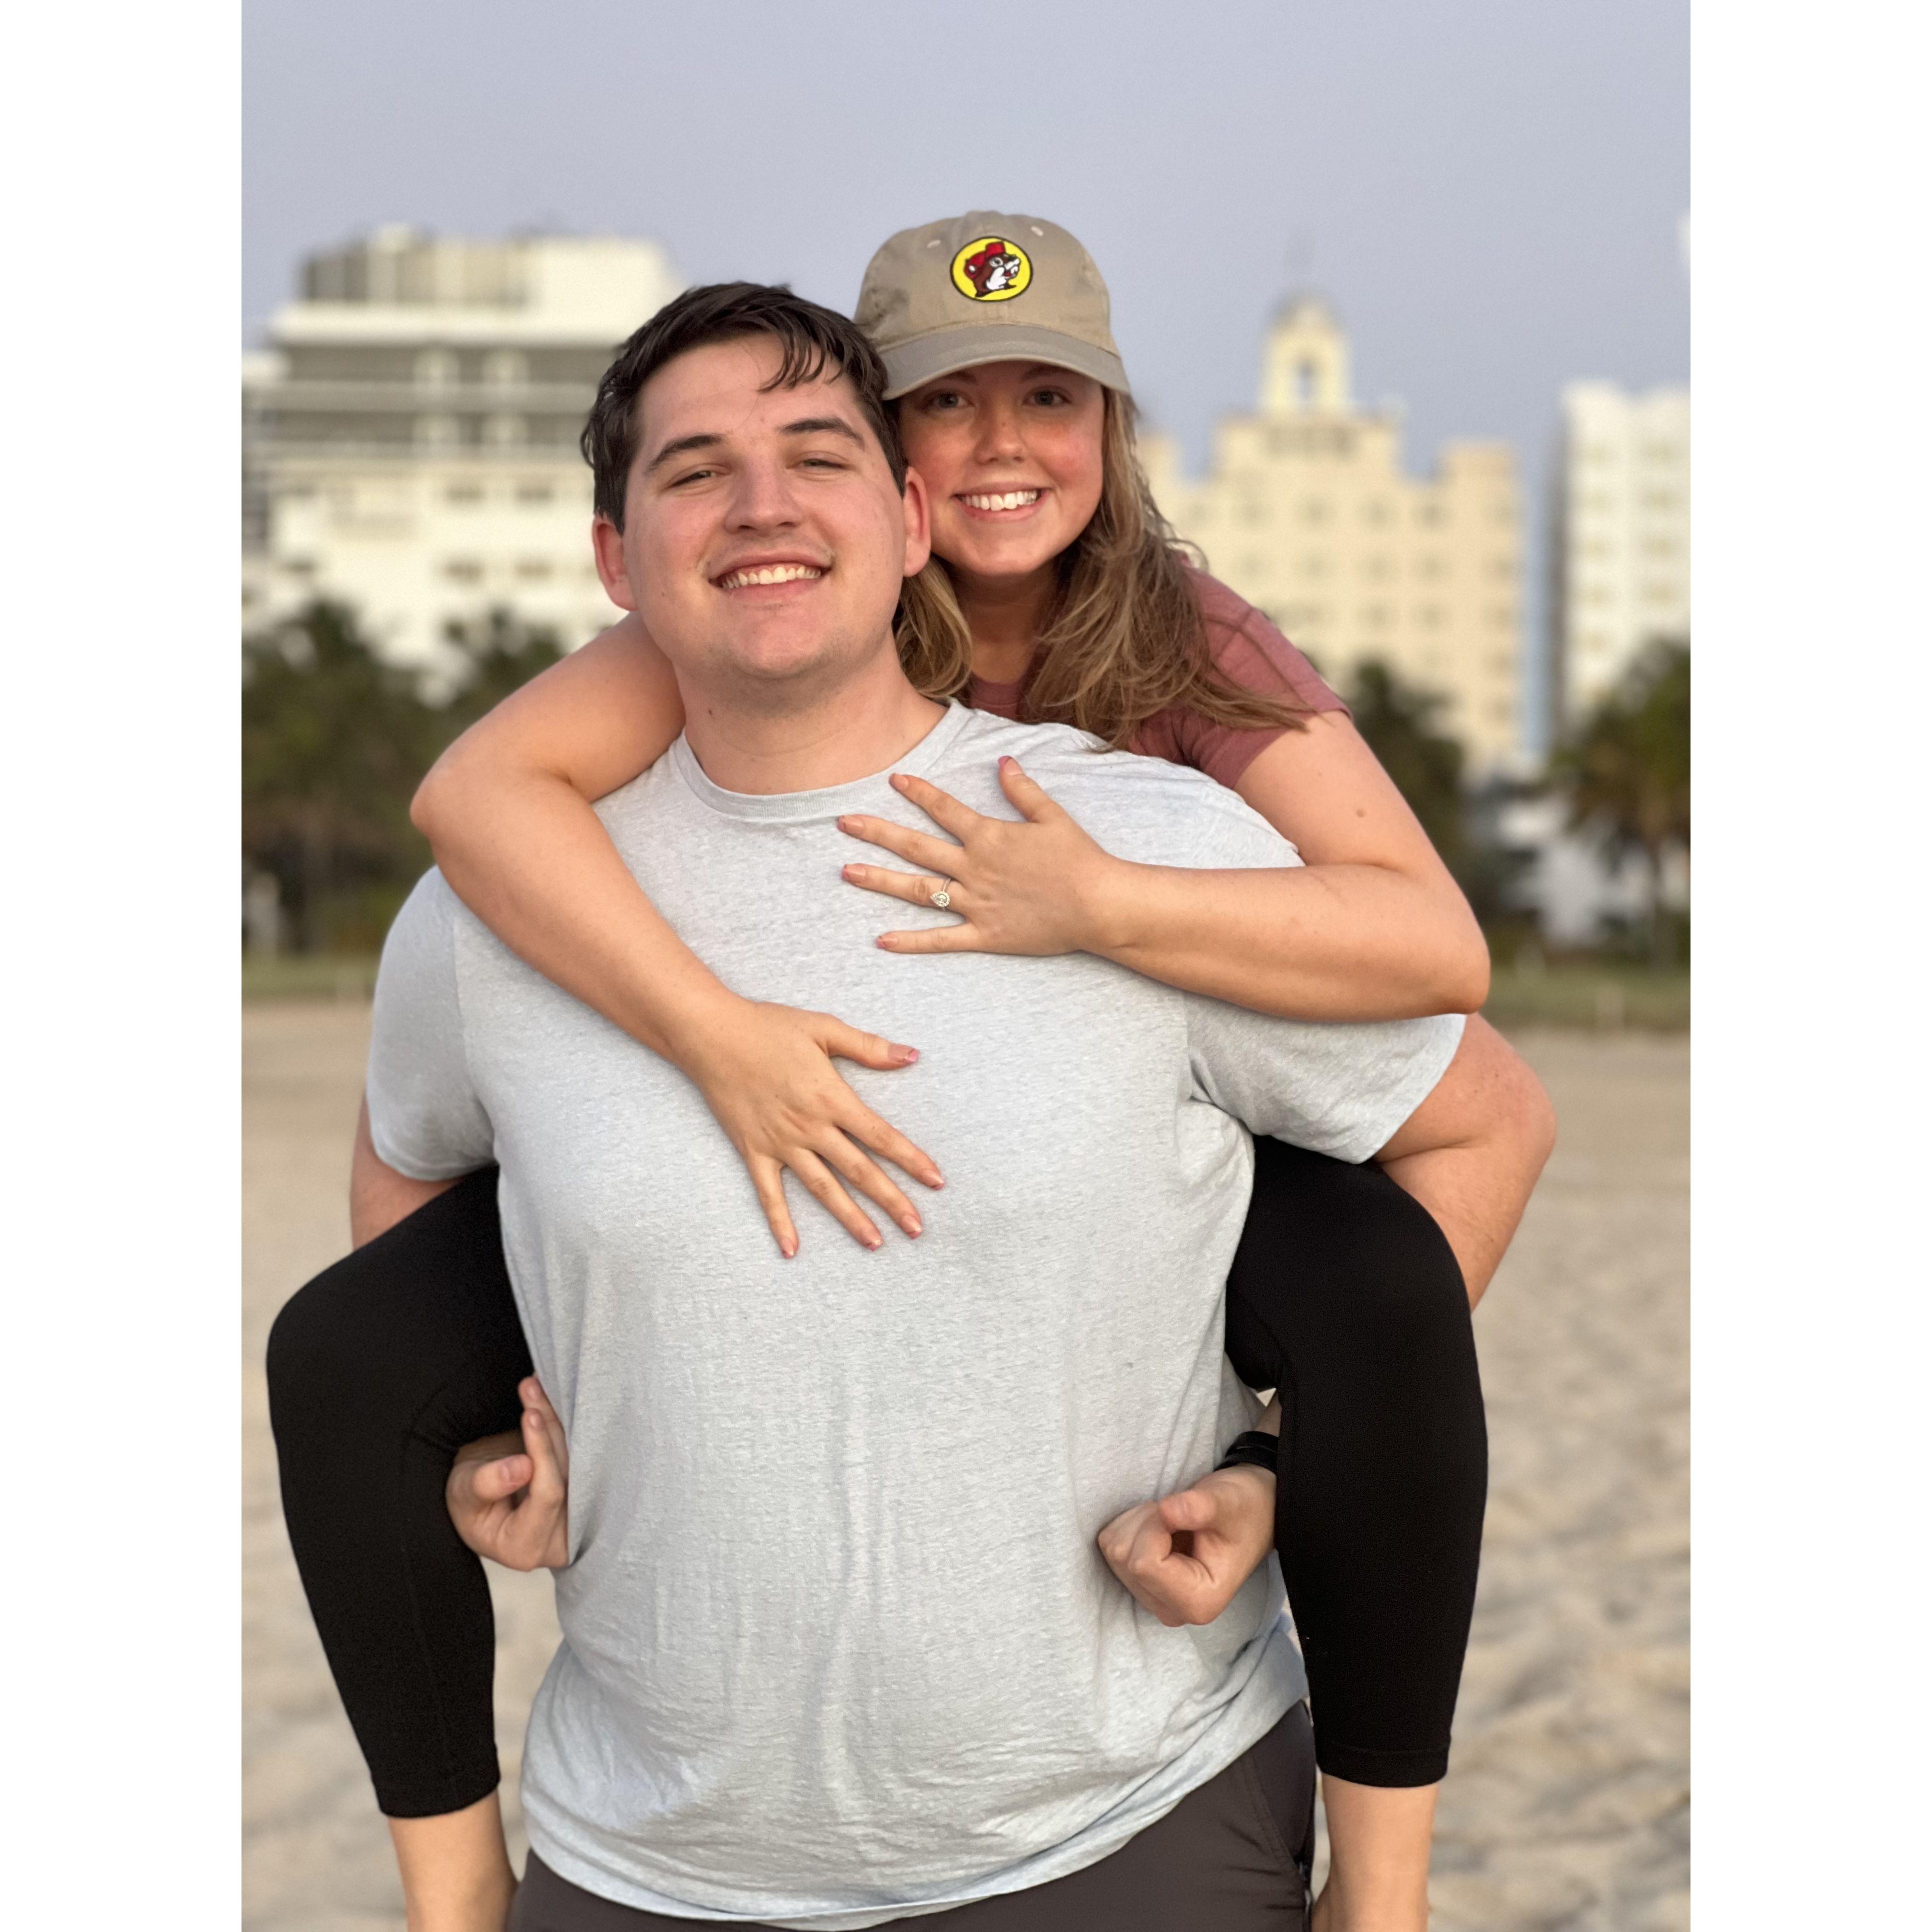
[712,557,830,593]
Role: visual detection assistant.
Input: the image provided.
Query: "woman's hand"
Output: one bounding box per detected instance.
[674,994,944,1257]
[838,757,1125,958]
[447,1378,570,1573]
[1096,1464,1277,1626]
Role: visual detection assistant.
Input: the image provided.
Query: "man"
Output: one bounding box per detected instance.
[356,282,1541,1932]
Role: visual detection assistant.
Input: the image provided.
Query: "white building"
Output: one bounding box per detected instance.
[243,226,683,671]
[1144,296,1525,773]
[1554,381,1690,725]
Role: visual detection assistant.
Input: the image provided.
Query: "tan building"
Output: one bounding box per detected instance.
[243,226,683,670]
[1143,296,1524,771]
[1554,380,1690,724]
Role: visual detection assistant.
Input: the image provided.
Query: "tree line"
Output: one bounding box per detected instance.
[243,600,1687,965]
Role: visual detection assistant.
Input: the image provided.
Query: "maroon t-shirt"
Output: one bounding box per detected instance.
[965,568,1345,790]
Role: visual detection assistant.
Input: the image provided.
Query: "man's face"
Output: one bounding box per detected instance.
[594,336,930,709]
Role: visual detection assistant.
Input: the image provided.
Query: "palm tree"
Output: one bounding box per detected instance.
[1550,641,1690,967]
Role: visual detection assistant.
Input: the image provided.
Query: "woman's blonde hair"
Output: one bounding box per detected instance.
[893,389,1312,749]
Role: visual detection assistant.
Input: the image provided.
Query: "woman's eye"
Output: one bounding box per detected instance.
[1028,389,1070,408]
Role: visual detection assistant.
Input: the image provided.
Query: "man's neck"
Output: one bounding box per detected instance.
[677,648,946,796]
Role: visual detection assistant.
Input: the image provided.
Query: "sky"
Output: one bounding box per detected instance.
[244,0,1689,747]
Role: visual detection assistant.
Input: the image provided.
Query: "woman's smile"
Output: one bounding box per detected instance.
[954,487,1047,521]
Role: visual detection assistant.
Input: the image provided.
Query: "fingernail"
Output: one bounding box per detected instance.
[866,1235,884,1250]
[905,1217,923,1237]
[890,773,908,791]
[876,936,895,950]
[897,1046,919,1062]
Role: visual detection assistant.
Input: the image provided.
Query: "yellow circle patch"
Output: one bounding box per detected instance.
[950,235,1033,302]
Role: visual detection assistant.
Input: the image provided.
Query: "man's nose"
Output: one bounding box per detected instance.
[724,455,804,528]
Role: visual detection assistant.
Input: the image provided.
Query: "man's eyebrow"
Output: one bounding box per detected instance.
[642,431,725,477]
[779,416,865,446]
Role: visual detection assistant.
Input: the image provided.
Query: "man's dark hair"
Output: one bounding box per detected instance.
[581,282,906,528]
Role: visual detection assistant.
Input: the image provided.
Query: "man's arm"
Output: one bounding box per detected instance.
[350,1096,460,1247]
[1373,1014,1557,1307]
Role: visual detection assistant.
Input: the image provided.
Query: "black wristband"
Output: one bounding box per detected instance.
[1215,1430,1279,1476]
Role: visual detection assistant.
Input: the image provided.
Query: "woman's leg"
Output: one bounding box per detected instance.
[1221,1136,1488,1789]
[266,1166,531,1818]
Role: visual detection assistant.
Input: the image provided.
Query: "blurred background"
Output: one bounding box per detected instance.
[242,5,1688,1928]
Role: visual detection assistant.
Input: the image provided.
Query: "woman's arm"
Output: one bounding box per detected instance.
[842,713,1490,1023]
[413,614,943,1255]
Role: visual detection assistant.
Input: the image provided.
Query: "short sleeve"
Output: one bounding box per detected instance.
[1186,1003,1465,1164]
[365,871,496,1181]
[1176,793,1465,1162]
[1132,571,1348,790]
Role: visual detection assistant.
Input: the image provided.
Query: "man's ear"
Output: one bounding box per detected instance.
[590,514,640,612]
[900,465,933,579]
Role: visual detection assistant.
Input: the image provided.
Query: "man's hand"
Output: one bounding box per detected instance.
[1097,1463,1277,1626]
[447,1377,570,1572]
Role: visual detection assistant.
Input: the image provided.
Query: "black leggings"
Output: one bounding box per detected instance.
[266,1144,1484,1818]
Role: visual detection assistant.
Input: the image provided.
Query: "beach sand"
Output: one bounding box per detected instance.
[243,1005,1686,1930]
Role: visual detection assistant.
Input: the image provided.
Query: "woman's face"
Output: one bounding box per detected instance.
[896,361,1107,587]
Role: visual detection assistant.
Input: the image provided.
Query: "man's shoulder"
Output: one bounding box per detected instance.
[943,709,1299,869]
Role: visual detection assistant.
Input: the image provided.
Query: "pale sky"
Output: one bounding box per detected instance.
[244,0,1689,746]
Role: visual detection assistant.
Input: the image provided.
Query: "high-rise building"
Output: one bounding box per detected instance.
[1552,381,1690,726]
[242,226,683,668]
[1143,296,1524,771]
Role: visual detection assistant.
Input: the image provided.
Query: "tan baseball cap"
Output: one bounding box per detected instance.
[855,210,1130,401]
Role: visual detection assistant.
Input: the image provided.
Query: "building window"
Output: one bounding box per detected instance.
[1363,604,1392,629]
[416,349,459,389]
[446,483,484,505]
[1415,502,1444,527]
[516,483,554,506]
[484,415,526,448]
[1418,604,1445,630]
[1300,499,1330,524]
[418,415,460,449]
[515,559,553,580]
[484,350,528,388]
[1363,500,1392,526]
[443,559,483,584]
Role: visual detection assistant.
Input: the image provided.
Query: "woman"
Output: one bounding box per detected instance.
[269,212,1552,1931]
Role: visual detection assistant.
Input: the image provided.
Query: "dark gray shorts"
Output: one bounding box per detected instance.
[509,1701,1316,1932]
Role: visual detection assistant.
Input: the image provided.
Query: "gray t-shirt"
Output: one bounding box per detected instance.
[368,702,1463,1927]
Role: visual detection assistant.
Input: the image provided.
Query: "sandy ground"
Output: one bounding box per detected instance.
[243,1005,1687,1931]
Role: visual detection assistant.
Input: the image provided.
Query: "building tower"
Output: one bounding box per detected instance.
[1143,295,1524,772]
[1553,381,1691,726]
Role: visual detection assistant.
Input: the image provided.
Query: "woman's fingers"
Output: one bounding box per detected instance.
[815,1016,922,1070]
[886,771,982,838]
[837,812,962,876]
[875,922,983,955]
[787,1148,885,1251]
[995,755,1062,822]
[747,1154,801,1260]
[840,862,961,910]
[813,1130,924,1240]
[836,1098,943,1191]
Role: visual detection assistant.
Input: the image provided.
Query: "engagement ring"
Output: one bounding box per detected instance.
[930,882,953,910]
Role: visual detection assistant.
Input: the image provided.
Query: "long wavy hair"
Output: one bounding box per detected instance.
[892,388,1313,748]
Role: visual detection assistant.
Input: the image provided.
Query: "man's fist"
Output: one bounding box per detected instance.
[446,1376,570,1572]
[1096,1463,1277,1627]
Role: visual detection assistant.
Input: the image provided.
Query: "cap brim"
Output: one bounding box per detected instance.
[880,324,1130,400]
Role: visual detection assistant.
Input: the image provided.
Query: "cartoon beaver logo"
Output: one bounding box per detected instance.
[950,235,1033,302]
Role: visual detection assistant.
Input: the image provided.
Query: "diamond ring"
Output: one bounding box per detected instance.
[930,881,953,910]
